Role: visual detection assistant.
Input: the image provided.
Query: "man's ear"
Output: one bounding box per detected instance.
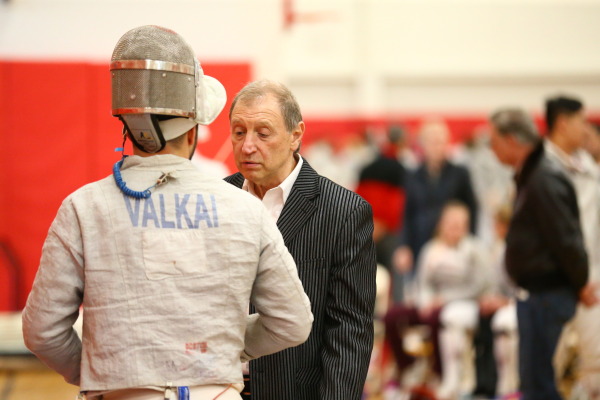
[187,126,199,160]
[187,126,198,146]
[291,121,305,152]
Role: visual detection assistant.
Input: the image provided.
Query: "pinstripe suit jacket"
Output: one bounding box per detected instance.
[225,160,376,400]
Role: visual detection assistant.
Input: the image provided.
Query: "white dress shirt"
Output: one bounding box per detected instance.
[242,156,304,222]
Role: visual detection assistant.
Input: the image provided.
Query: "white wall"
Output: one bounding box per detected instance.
[2,0,600,116]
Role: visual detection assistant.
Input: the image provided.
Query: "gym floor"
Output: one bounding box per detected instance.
[0,356,78,400]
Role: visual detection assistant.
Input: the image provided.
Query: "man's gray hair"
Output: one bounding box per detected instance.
[490,107,539,144]
[229,79,303,134]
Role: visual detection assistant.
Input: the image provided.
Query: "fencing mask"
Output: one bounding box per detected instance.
[111,25,227,153]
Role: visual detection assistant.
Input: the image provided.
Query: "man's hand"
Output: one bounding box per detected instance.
[479,294,509,316]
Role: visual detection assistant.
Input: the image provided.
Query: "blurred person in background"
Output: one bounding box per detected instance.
[335,127,380,190]
[393,118,478,300]
[450,125,514,400]
[392,124,419,171]
[453,124,513,248]
[225,79,376,400]
[543,95,600,400]
[22,26,313,400]
[480,204,520,399]
[489,106,593,400]
[304,128,378,191]
[355,125,407,302]
[384,201,489,399]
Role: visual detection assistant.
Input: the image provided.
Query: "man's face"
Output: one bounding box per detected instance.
[230,94,303,190]
[489,125,514,167]
[420,123,449,166]
[562,110,588,149]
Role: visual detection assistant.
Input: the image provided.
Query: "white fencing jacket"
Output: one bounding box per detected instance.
[22,154,313,391]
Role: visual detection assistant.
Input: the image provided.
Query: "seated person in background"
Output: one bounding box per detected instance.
[477,204,519,399]
[384,201,489,398]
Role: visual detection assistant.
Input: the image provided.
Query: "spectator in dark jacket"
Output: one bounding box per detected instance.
[355,126,407,302]
[393,118,478,289]
[489,107,593,400]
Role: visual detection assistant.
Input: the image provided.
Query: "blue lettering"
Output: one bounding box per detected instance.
[159,194,175,229]
[122,193,219,229]
[123,195,141,227]
[210,194,219,227]
[175,194,194,229]
[194,194,213,228]
[142,197,160,228]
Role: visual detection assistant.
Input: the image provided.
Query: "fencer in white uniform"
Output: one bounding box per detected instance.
[22,25,313,400]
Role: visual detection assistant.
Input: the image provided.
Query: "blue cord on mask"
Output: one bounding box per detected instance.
[178,386,190,400]
[113,157,153,199]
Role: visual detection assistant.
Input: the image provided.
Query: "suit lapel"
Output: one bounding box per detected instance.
[224,172,245,188]
[277,161,320,244]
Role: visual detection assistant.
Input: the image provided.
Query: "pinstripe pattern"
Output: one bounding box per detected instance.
[225,160,377,400]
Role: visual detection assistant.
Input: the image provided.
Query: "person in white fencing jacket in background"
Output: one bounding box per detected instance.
[22,25,313,400]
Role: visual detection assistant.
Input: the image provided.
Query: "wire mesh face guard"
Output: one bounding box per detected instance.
[110,25,225,153]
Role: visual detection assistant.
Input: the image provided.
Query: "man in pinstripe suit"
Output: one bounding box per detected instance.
[225,79,377,399]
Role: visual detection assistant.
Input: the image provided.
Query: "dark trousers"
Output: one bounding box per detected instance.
[384,304,442,377]
[517,288,577,400]
[473,314,497,397]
